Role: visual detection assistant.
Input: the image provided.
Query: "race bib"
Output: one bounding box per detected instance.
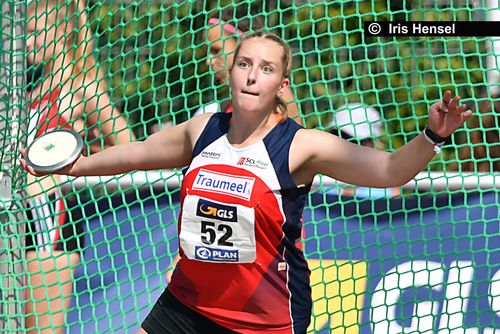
[180,195,256,263]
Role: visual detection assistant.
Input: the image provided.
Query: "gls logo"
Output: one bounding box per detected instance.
[196,198,237,222]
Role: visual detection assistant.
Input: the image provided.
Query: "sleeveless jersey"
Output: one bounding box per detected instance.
[168,112,312,334]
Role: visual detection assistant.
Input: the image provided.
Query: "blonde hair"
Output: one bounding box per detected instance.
[29,0,105,88]
[231,30,292,117]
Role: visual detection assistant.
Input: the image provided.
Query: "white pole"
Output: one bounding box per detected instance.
[61,171,500,192]
[0,0,25,332]
[486,0,500,96]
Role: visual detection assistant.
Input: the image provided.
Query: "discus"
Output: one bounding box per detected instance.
[25,129,83,173]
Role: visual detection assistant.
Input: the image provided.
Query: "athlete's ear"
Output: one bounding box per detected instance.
[277,78,290,98]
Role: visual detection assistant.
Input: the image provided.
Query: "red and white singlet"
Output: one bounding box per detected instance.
[169,112,312,334]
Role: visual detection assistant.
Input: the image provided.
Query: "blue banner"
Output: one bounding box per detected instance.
[303,191,499,333]
[67,190,499,333]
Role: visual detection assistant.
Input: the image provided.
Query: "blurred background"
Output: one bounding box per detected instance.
[88,0,498,171]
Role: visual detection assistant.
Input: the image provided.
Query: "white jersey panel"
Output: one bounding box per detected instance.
[186,134,282,193]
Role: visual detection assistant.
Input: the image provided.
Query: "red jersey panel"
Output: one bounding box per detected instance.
[28,88,71,139]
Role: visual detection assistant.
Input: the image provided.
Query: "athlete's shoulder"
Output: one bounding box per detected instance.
[186,112,229,147]
[291,127,335,159]
[293,127,332,146]
[187,111,221,130]
[266,116,304,142]
[285,116,304,131]
[191,110,231,128]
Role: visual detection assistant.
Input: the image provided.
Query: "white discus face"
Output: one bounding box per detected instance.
[25,129,83,172]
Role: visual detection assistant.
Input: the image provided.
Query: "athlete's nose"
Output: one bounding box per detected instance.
[246,66,258,86]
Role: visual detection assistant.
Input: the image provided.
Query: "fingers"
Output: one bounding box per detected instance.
[449,96,461,112]
[443,94,461,113]
[18,157,26,169]
[18,157,35,175]
[18,148,27,169]
[457,103,468,114]
[449,98,472,125]
[441,90,452,112]
[440,92,471,118]
[82,145,89,157]
[18,158,36,175]
[18,148,44,177]
[461,108,473,122]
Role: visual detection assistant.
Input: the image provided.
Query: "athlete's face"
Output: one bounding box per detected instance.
[205,25,238,85]
[229,37,290,114]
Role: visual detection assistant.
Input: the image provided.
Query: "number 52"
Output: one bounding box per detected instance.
[200,221,233,247]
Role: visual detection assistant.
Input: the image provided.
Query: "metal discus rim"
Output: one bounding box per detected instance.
[25,129,83,173]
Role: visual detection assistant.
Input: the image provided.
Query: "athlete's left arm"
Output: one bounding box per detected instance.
[291,91,471,187]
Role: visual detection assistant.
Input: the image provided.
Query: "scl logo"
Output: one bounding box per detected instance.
[195,247,211,260]
[196,198,237,222]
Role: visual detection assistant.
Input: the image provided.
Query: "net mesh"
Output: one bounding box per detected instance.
[0,0,498,333]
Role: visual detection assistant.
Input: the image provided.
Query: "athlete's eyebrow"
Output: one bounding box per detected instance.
[236,55,278,67]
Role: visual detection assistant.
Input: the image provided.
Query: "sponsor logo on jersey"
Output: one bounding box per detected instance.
[193,169,254,200]
[196,198,237,222]
[201,151,221,160]
[236,156,269,169]
[195,246,239,262]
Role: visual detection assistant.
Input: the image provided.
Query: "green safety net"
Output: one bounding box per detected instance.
[0,0,498,333]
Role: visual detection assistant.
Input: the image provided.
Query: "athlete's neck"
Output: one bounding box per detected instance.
[227,109,282,148]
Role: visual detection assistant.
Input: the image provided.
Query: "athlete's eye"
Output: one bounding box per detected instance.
[238,61,250,68]
[262,65,273,73]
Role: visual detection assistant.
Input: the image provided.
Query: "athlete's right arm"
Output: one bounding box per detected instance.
[21,113,212,177]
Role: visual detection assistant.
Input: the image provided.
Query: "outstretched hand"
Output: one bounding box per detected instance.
[427,90,472,138]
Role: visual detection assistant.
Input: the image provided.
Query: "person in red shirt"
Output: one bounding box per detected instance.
[25,1,134,333]
[21,30,470,334]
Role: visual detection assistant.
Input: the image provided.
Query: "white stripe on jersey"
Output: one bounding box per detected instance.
[31,198,45,249]
[41,197,53,251]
